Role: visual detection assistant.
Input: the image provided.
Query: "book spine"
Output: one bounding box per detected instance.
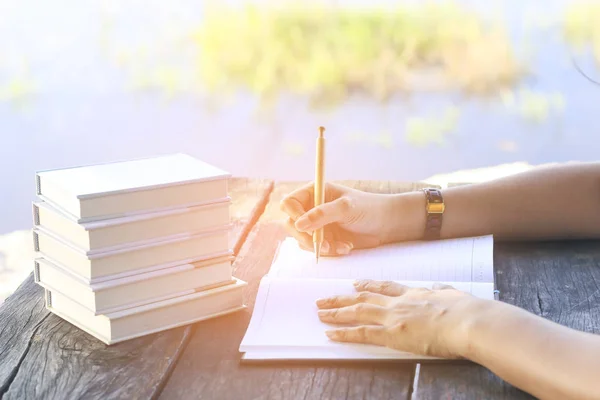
[35,174,42,196]
[34,260,41,283]
[45,289,52,307]
[32,230,40,252]
[32,202,40,226]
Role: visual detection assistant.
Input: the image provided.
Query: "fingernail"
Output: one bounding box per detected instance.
[336,242,352,255]
[336,247,349,255]
[325,330,337,339]
[295,216,311,231]
[321,241,330,253]
[316,298,328,307]
[353,279,369,288]
[318,310,333,321]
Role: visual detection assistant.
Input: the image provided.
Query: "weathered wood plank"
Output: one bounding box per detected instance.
[416,240,600,399]
[0,178,273,400]
[161,181,434,400]
[0,276,48,397]
[1,284,192,399]
[228,178,274,255]
[161,222,416,400]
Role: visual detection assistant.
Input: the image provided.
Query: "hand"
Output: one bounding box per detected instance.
[280,182,405,256]
[316,279,485,358]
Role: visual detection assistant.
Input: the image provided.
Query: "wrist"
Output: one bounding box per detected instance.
[453,297,507,360]
[381,191,427,243]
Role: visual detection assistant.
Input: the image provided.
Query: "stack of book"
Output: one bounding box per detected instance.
[31,153,247,345]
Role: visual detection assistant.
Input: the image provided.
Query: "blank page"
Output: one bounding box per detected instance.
[269,235,493,283]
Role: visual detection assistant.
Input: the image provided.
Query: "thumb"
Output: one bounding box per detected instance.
[295,197,353,232]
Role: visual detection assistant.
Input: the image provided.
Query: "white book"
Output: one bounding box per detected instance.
[45,278,247,345]
[35,153,231,222]
[239,235,495,361]
[33,224,231,282]
[33,197,231,252]
[34,255,234,314]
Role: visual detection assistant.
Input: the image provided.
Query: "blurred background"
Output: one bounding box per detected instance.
[1,0,600,301]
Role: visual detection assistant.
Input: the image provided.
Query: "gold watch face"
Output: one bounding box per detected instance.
[426,202,445,213]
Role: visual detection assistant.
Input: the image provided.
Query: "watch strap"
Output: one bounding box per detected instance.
[422,188,444,240]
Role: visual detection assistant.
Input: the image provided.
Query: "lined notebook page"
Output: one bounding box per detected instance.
[240,235,495,361]
[269,235,494,283]
[240,277,493,360]
[240,278,413,355]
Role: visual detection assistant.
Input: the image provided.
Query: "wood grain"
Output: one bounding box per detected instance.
[416,240,600,399]
[161,180,435,400]
[0,178,273,400]
[228,178,274,255]
[2,297,192,400]
[160,222,417,400]
[0,277,48,397]
[11,178,594,399]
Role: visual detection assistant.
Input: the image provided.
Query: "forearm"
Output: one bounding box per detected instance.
[388,162,600,242]
[462,300,600,400]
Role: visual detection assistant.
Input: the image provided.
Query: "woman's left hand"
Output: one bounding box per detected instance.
[316,279,488,358]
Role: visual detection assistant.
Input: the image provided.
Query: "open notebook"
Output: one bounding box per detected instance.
[239,235,495,361]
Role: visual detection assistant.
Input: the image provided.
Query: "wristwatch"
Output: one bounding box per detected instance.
[422,188,444,240]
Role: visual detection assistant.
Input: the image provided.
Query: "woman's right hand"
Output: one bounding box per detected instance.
[280,182,423,256]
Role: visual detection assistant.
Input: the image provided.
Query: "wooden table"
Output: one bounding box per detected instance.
[1,179,599,399]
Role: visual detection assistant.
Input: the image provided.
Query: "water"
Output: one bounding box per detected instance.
[1,0,598,235]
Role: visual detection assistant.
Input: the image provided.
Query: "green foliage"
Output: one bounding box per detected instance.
[194,2,523,110]
[501,89,565,124]
[0,77,36,107]
[405,106,461,147]
[563,3,600,50]
[563,2,600,66]
[344,106,461,149]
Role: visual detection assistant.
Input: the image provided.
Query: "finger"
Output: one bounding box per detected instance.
[285,218,352,256]
[325,325,389,346]
[330,240,354,255]
[280,183,314,220]
[353,279,411,297]
[298,238,332,254]
[316,291,390,309]
[318,304,389,325]
[300,240,352,257]
[432,282,455,290]
[284,218,314,248]
[280,196,307,221]
[295,197,354,232]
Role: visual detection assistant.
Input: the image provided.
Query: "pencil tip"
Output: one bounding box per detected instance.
[318,126,325,137]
